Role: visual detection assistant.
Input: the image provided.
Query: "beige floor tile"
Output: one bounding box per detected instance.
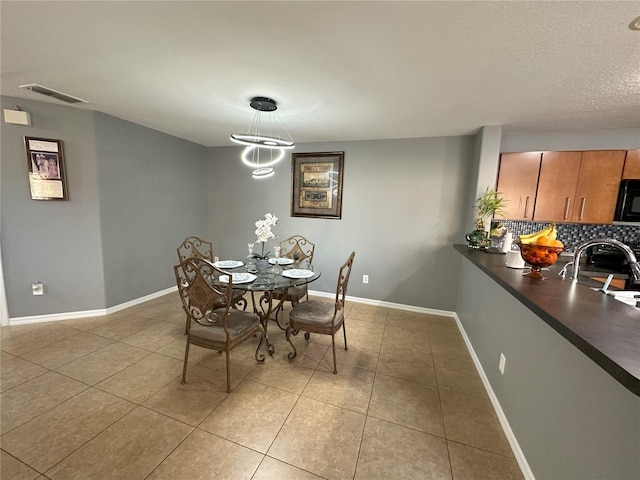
[89,317,155,341]
[368,373,444,437]
[377,345,437,385]
[440,387,512,457]
[303,364,374,414]
[247,361,315,394]
[146,428,263,480]
[268,397,366,480]
[270,332,326,369]
[59,315,110,331]
[200,380,298,453]
[344,321,385,345]
[381,325,432,354]
[253,456,325,480]
[46,406,192,480]
[55,341,150,385]
[355,416,452,480]
[1,354,48,392]
[120,321,184,352]
[1,323,81,356]
[426,315,461,335]
[348,303,390,319]
[2,388,135,472]
[448,441,524,480]
[1,371,88,434]
[157,337,212,363]
[385,312,432,332]
[433,355,487,397]
[20,331,113,369]
[196,348,259,389]
[96,353,183,404]
[430,330,472,362]
[143,365,229,426]
[1,451,41,480]
[318,338,380,372]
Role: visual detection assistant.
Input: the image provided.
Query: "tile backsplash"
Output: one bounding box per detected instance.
[501,221,640,253]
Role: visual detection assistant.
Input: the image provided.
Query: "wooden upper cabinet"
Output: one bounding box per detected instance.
[533,151,582,222]
[496,152,541,220]
[622,149,640,179]
[571,150,625,223]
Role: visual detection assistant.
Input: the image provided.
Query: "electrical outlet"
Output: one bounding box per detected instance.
[363,274,369,284]
[498,353,506,375]
[32,282,44,296]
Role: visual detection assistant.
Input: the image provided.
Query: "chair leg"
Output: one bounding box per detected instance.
[285,325,298,360]
[331,334,337,374]
[342,323,348,351]
[225,350,231,393]
[181,340,190,384]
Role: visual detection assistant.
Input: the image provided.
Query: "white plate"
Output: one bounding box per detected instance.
[282,269,314,279]
[219,273,256,284]
[214,260,243,269]
[269,257,294,265]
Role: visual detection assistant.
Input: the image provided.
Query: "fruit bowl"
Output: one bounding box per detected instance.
[515,241,564,279]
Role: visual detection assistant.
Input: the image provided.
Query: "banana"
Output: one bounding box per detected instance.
[519,223,556,244]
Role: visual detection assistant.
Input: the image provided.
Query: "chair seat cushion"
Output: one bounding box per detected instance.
[189,309,260,344]
[272,285,306,302]
[289,300,343,334]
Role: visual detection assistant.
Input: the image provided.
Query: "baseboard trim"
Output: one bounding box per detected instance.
[8,286,178,326]
[309,289,457,318]
[452,312,535,480]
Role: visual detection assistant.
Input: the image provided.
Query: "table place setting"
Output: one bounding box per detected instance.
[213,260,244,269]
[282,268,315,279]
[218,272,257,284]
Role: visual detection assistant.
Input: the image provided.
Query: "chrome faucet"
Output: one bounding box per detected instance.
[568,238,640,283]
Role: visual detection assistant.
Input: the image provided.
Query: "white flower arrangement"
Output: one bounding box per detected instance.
[253,213,279,259]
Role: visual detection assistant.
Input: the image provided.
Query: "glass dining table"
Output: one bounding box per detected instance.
[213,259,321,355]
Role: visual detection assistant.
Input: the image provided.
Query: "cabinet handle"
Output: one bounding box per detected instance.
[524,196,530,218]
[579,197,586,220]
[563,198,571,220]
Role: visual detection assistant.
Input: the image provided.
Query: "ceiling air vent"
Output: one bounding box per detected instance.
[19,84,88,104]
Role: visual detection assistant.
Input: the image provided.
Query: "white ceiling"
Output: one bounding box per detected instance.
[2,1,639,147]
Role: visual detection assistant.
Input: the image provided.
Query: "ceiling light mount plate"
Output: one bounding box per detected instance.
[230,95,295,150]
[249,96,277,112]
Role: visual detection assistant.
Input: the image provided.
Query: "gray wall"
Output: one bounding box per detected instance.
[456,259,640,479]
[207,137,475,310]
[94,113,209,306]
[501,128,640,152]
[1,96,105,317]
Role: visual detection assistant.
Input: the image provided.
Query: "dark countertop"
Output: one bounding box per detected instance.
[454,244,640,396]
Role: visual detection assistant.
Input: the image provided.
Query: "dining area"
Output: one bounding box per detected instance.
[174,218,356,393]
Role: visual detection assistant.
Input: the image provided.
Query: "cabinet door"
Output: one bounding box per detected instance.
[534,151,582,222]
[622,149,640,180]
[571,150,625,224]
[496,152,541,220]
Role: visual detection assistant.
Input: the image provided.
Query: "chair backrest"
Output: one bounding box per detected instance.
[279,235,315,264]
[176,236,213,263]
[334,251,356,312]
[174,257,233,329]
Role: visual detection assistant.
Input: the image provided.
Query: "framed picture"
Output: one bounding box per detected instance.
[24,137,68,200]
[291,151,344,219]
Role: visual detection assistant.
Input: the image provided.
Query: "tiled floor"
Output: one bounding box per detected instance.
[1,292,524,480]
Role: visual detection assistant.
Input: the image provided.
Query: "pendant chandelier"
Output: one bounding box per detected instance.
[230,96,294,179]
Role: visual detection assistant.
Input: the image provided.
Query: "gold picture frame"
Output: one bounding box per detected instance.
[291,151,344,219]
[24,136,68,200]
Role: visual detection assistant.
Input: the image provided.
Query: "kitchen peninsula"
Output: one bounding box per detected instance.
[454,245,639,480]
